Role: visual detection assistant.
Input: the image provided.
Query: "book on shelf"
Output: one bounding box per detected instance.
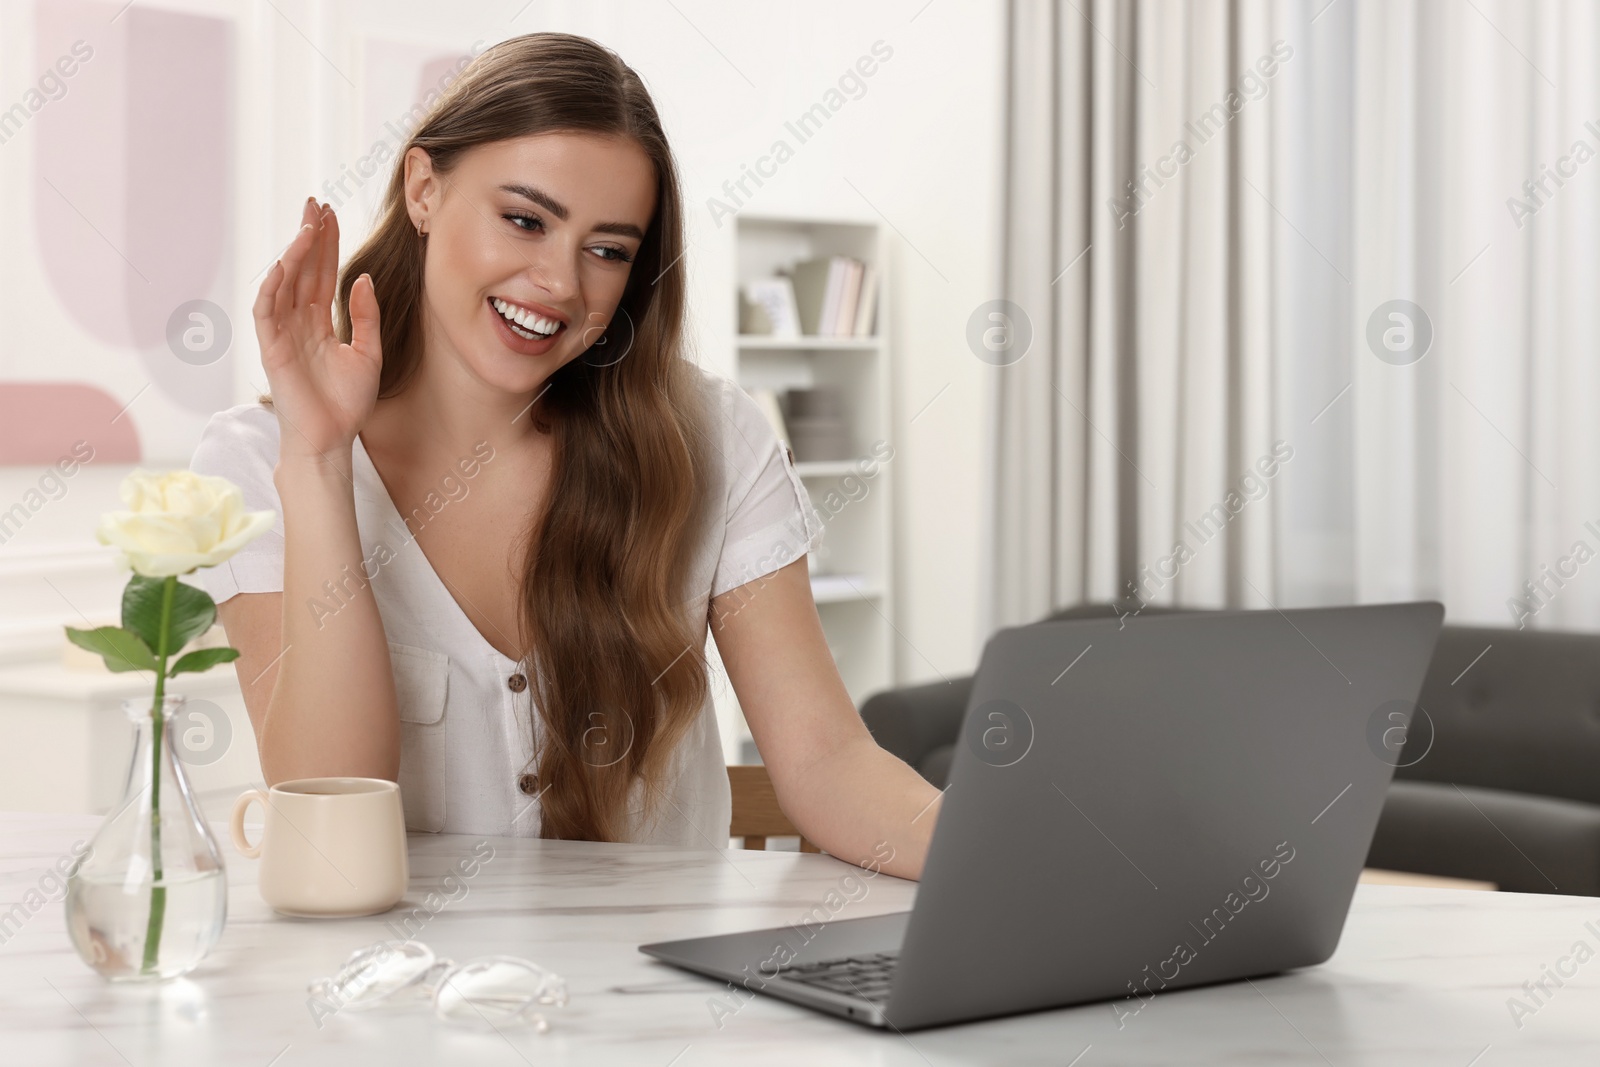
[775,256,879,339]
[739,276,800,336]
[785,258,833,336]
[820,258,847,335]
[853,262,878,337]
[835,259,861,337]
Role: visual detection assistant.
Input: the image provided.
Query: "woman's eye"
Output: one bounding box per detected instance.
[504,212,633,264]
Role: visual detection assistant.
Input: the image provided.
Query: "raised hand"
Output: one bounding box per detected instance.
[252,198,384,463]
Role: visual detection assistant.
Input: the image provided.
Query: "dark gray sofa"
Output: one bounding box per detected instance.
[859,602,1600,896]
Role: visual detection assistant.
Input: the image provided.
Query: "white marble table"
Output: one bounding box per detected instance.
[2,811,1597,1066]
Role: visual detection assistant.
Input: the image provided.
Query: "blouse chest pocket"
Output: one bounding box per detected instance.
[388,642,450,834]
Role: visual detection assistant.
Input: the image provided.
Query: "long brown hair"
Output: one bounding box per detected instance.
[332,32,715,841]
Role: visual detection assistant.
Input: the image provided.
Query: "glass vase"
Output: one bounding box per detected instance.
[64,694,228,981]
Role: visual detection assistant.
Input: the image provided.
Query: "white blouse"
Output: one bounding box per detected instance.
[188,364,825,846]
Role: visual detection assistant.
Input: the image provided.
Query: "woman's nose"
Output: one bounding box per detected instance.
[526,245,580,303]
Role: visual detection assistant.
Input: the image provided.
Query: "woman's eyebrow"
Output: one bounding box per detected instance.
[497,182,646,240]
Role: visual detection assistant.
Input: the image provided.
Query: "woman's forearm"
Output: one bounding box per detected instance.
[788,736,943,881]
[260,452,399,783]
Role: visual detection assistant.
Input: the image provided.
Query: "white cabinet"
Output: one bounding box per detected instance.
[0,659,257,822]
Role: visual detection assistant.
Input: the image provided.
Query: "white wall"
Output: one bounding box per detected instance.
[0,0,1005,685]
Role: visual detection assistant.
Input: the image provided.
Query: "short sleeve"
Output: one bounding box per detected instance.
[187,403,286,604]
[710,378,826,599]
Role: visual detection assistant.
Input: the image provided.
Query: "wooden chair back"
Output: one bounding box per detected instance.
[727,764,820,853]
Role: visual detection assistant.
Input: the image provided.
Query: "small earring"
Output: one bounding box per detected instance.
[417,220,427,237]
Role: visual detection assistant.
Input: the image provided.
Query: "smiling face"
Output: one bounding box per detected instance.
[403,131,657,396]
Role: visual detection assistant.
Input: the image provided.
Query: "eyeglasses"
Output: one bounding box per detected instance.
[307,939,569,1030]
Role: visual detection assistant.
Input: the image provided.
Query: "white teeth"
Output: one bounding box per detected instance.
[492,298,560,337]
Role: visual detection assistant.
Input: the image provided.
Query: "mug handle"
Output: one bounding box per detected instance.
[230,788,268,859]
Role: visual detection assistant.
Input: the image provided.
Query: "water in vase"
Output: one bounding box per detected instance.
[65,867,227,981]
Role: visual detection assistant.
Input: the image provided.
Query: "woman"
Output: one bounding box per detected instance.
[191,32,941,879]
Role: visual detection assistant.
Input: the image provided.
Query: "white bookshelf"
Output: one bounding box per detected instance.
[727,214,895,764]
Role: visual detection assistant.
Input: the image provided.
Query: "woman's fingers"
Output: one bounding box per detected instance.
[253,259,285,340]
[293,207,326,309]
[314,204,340,309]
[273,220,318,325]
[347,273,382,364]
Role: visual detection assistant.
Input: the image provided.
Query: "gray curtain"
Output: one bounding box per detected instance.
[986,0,1600,635]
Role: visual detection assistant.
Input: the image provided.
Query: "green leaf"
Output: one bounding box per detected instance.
[123,576,216,657]
[65,626,158,673]
[168,647,240,677]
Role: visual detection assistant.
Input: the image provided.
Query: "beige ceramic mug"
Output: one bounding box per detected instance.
[229,777,408,917]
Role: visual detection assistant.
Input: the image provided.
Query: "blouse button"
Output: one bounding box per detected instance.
[517,773,539,795]
[508,673,527,693]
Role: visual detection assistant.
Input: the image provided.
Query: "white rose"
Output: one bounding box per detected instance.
[96,469,275,578]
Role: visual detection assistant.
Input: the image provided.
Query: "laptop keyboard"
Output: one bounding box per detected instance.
[779,950,899,1002]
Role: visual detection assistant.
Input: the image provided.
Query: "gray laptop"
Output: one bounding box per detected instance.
[639,602,1445,1030]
